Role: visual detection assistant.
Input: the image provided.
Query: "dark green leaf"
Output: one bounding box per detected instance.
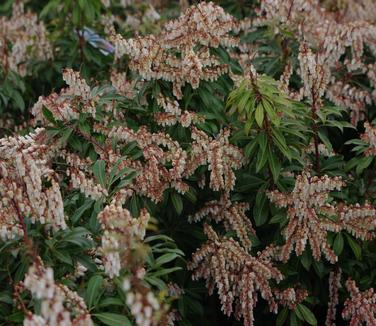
[151,267,182,277]
[53,250,73,265]
[344,234,361,259]
[92,160,107,188]
[94,313,131,326]
[255,103,264,127]
[253,191,268,226]
[333,233,344,256]
[268,147,281,182]
[59,128,73,146]
[300,250,312,271]
[171,193,183,215]
[98,297,124,307]
[276,307,289,326]
[71,199,94,224]
[155,253,179,266]
[86,275,104,308]
[296,304,317,326]
[289,311,299,326]
[42,107,57,124]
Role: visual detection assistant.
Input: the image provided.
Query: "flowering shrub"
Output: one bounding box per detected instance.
[1,0,376,325]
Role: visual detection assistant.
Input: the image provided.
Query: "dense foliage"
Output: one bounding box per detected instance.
[0,0,376,325]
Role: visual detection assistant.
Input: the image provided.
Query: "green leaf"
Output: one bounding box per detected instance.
[268,147,281,182]
[269,214,286,224]
[61,227,92,248]
[86,275,104,308]
[152,247,184,256]
[12,91,25,112]
[312,260,325,279]
[258,131,268,152]
[272,129,291,160]
[53,250,73,265]
[72,5,81,26]
[300,250,312,271]
[108,161,135,187]
[63,227,91,240]
[71,198,94,224]
[0,292,13,304]
[77,256,98,273]
[244,120,253,135]
[92,160,107,188]
[184,296,204,315]
[98,297,124,308]
[345,157,361,172]
[130,195,140,217]
[144,276,166,290]
[344,233,361,259]
[94,313,131,326]
[263,99,278,124]
[295,304,304,320]
[171,193,183,215]
[276,307,289,326]
[253,191,268,226]
[114,171,138,191]
[255,103,264,127]
[40,0,59,18]
[59,127,73,146]
[355,156,373,175]
[78,0,86,9]
[296,304,317,326]
[84,1,96,23]
[14,259,29,282]
[7,312,24,323]
[256,133,268,172]
[318,129,333,153]
[244,138,258,157]
[333,233,344,256]
[79,121,91,135]
[289,311,299,326]
[184,188,197,204]
[151,266,182,277]
[155,253,179,267]
[145,235,175,243]
[42,107,57,124]
[237,92,250,115]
